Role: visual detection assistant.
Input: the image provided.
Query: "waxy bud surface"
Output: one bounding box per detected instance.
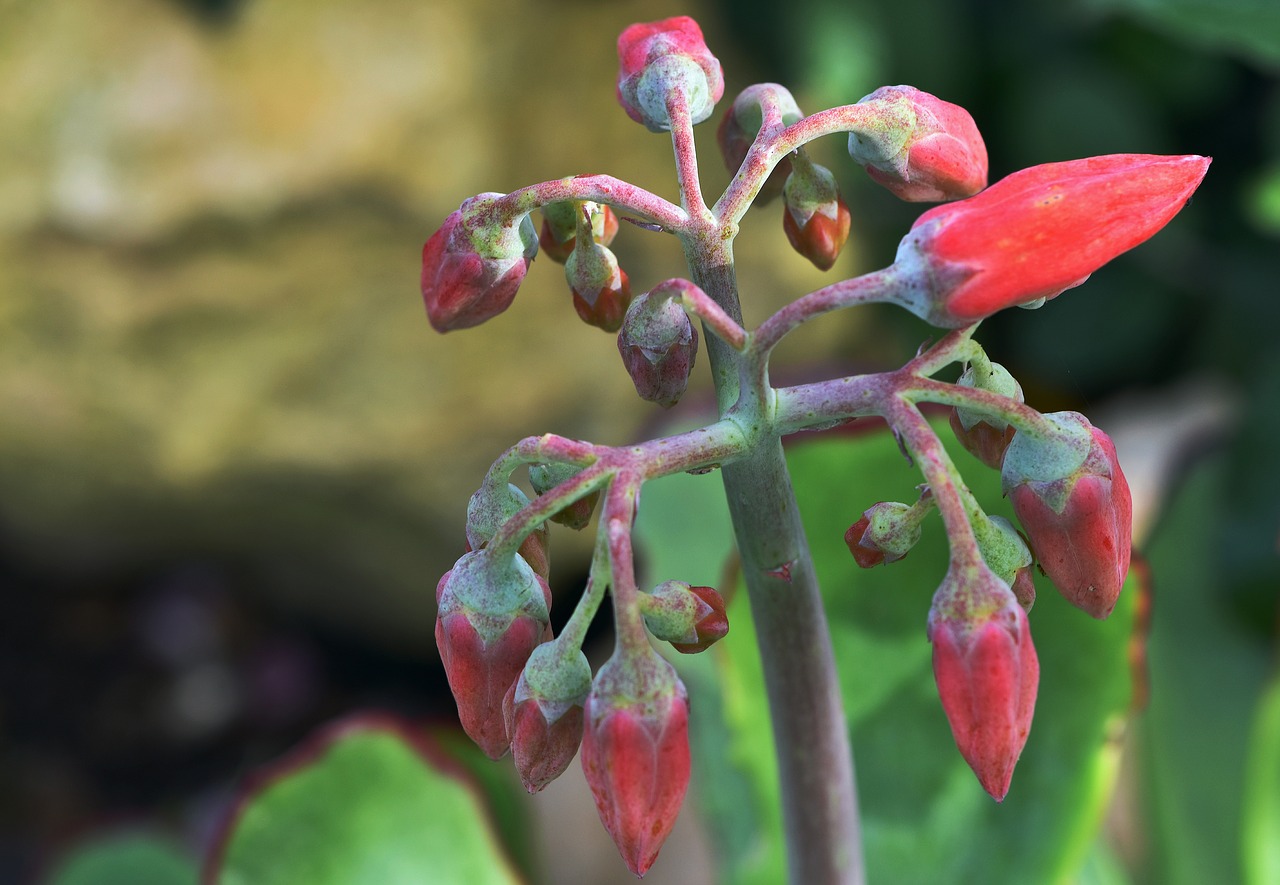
[844,501,921,568]
[529,462,599,530]
[617,285,699,407]
[848,85,987,202]
[466,482,550,580]
[617,16,724,132]
[641,581,728,654]
[1003,412,1132,619]
[929,563,1038,801]
[421,194,538,332]
[567,241,632,332]
[782,162,851,271]
[581,650,691,876]
[893,154,1211,328]
[435,551,553,759]
[539,201,620,264]
[950,361,1025,469]
[503,644,591,793]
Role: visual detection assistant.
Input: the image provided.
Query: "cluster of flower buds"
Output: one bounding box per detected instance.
[928,560,1039,802]
[617,281,701,407]
[949,360,1025,469]
[421,194,538,332]
[1002,412,1132,619]
[716,84,803,204]
[893,154,1212,328]
[844,494,931,567]
[639,580,729,654]
[581,647,692,876]
[435,550,552,759]
[616,16,724,132]
[846,85,988,203]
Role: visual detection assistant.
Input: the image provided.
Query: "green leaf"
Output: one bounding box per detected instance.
[636,421,1138,884]
[211,718,523,885]
[48,834,196,885]
[1080,0,1280,66]
[1243,674,1280,885]
[1140,457,1270,885]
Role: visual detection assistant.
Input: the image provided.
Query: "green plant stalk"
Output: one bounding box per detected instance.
[686,253,865,885]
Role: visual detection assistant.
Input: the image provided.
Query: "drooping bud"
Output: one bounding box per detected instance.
[848,85,988,202]
[503,643,591,793]
[567,240,632,332]
[539,201,620,264]
[617,282,699,407]
[717,84,803,204]
[617,16,724,132]
[1002,412,1132,619]
[782,161,852,271]
[972,514,1036,612]
[466,482,550,581]
[421,194,539,332]
[640,581,728,654]
[581,648,691,876]
[949,361,1025,469]
[892,154,1211,328]
[435,550,553,759]
[844,500,925,567]
[529,462,599,530]
[928,560,1038,802]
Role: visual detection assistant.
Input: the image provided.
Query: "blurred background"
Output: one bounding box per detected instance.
[1,0,1277,882]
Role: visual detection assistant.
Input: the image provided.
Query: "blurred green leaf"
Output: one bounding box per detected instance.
[212,720,522,885]
[636,421,1138,884]
[1242,674,1280,885]
[1140,457,1271,885]
[47,834,196,885]
[1080,0,1280,66]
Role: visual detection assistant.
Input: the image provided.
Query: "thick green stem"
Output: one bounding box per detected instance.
[687,255,865,885]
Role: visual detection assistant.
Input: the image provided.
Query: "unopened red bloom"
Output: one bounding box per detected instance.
[616,16,724,131]
[893,154,1210,328]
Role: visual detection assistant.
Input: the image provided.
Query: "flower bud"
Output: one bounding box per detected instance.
[503,643,591,793]
[949,361,1025,469]
[782,162,852,271]
[848,85,987,202]
[581,649,691,876]
[892,154,1211,328]
[617,283,699,407]
[1002,412,1132,619]
[973,515,1036,612]
[641,581,729,654]
[617,16,724,132]
[717,84,803,204]
[928,561,1038,801]
[421,194,538,332]
[844,501,923,567]
[529,462,599,530]
[466,483,550,580]
[435,551,553,759]
[567,241,632,332]
[539,201,620,265]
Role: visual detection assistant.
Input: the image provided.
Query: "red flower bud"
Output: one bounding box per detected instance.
[640,581,728,654]
[502,645,591,793]
[617,284,699,407]
[567,242,632,332]
[893,154,1211,328]
[849,85,988,202]
[617,17,724,132]
[929,563,1039,801]
[950,361,1024,469]
[434,551,553,759]
[581,651,691,876]
[539,201,620,264]
[782,162,851,271]
[717,84,802,204]
[421,195,538,332]
[1003,412,1132,619]
[844,501,922,567]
